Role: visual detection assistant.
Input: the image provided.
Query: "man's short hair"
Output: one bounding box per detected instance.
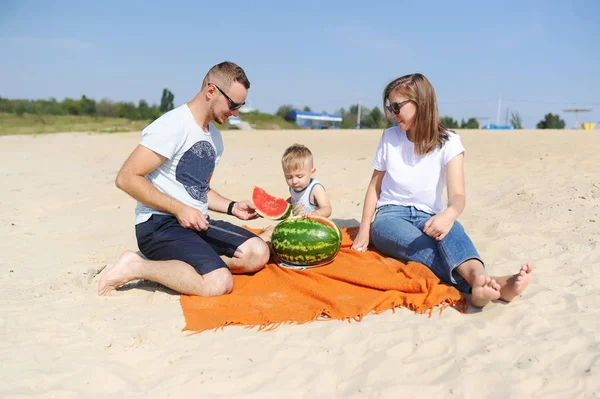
[202,61,250,91]
[282,143,313,172]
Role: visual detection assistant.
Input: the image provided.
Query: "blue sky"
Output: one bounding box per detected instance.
[1,0,599,128]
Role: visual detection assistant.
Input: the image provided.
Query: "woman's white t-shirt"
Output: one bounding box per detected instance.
[372,126,465,215]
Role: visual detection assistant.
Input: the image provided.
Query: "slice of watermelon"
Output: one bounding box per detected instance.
[251,186,291,220]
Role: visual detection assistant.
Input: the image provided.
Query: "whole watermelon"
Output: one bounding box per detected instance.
[272,216,342,266]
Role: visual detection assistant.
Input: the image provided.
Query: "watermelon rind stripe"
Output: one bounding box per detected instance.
[271,217,342,266]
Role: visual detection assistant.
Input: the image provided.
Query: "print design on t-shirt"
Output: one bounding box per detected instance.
[175,140,216,203]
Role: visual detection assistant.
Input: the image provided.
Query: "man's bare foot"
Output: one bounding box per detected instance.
[258,226,276,260]
[496,261,535,302]
[471,274,501,307]
[259,225,275,242]
[97,250,142,296]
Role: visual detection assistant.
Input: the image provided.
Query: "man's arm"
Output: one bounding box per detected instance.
[207,188,259,221]
[207,188,232,214]
[116,145,208,230]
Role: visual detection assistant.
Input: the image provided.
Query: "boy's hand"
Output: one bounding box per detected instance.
[301,212,313,218]
[232,200,259,220]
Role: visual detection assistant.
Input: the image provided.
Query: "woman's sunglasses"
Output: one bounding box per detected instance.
[209,83,245,111]
[386,99,412,115]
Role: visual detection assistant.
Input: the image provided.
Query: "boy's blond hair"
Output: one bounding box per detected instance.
[282,144,313,172]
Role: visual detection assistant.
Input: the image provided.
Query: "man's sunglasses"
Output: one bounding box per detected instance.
[209,83,245,111]
[386,99,412,115]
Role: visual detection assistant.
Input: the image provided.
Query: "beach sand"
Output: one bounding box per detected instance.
[1,129,599,398]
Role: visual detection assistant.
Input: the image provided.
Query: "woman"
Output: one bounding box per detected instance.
[352,73,534,307]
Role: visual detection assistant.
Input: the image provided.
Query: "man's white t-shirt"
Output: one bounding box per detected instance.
[134,104,224,225]
[372,126,465,215]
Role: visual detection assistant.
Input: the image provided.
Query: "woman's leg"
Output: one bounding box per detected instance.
[418,218,533,305]
[371,206,440,273]
[492,262,535,302]
[372,206,503,307]
[429,221,501,306]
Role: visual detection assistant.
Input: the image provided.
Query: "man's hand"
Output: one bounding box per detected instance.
[175,204,209,230]
[232,200,259,220]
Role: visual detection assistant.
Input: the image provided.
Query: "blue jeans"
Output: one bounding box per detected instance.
[372,205,484,293]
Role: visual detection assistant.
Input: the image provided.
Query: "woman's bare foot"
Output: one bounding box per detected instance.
[97,250,142,296]
[471,274,501,307]
[496,261,535,302]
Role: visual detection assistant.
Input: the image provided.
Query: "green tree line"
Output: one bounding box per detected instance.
[276,104,387,129]
[277,105,566,130]
[278,104,495,129]
[2,91,568,130]
[0,89,176,121]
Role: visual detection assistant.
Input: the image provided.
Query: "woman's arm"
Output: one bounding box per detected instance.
[423,153,466,240]
[351,170,385,251]
[445,153,466,219]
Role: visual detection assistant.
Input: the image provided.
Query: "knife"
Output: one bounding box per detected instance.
[206,223,248,239]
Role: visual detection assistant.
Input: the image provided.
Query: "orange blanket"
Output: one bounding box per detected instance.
[181,227,466,333]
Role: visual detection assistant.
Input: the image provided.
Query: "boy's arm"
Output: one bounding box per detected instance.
[310,185,331,218]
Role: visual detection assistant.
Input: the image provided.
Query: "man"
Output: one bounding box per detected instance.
[98,61,269,296]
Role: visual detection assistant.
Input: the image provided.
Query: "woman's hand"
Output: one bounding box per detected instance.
[423,211,455,241]
[351,226,370,252]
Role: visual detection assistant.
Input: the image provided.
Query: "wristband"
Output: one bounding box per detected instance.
[227,201,236,215]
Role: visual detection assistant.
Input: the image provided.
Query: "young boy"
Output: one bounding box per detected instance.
[282,144,331,218]
[260,143,332,253]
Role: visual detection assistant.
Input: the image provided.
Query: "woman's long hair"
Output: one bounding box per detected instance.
[383,73,450,155]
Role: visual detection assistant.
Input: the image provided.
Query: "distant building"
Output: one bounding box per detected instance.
[239,105,256,113]
[482,124,515,130]
[228,116,242,126]
[289,111,342,129]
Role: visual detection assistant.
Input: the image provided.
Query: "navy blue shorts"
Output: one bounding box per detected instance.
[135,214,257,275]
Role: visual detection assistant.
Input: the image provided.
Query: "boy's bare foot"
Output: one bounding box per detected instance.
[496,261,535,302]
[471,274,501,307]
[97,250,142,296]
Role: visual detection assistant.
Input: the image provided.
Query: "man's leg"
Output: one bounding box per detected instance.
[201,220,270,274]
[98,215,234,296]
[98,251,233,296]
[223,237,270,273]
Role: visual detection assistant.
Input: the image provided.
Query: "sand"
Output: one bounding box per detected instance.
[1,129,599,398]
